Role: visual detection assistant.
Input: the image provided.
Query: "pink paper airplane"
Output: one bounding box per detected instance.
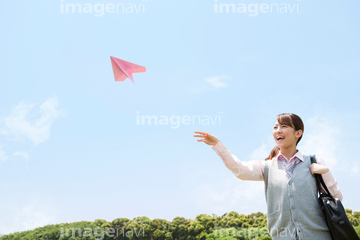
[110,56,146,84]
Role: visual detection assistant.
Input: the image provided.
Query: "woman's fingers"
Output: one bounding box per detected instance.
[194,131,206,134]
[194,131,217,145]
[194,131,210,136]
[194,131,210,139]
[309,163,329,175]
[193,134,205,137]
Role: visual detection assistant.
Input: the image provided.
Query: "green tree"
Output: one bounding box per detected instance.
[169,217,190,240]
[126,216,150,240]
[149,218,171,240]
[111,218,131,240]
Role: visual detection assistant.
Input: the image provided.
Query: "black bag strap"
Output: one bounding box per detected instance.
[310,155,334,200]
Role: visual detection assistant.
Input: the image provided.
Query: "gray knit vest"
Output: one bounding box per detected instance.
[264,154,332,240]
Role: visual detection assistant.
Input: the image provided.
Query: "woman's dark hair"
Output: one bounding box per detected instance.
[265,113,304,161]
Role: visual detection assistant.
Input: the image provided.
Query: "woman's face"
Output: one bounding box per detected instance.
[273,120,301,149]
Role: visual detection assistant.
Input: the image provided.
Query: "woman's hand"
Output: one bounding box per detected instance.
[193,131,220,146]
[309,163,329,176]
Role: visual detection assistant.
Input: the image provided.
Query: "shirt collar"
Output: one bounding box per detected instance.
[276,149,304,162]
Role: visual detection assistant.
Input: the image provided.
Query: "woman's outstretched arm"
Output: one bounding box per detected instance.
[194,131,265,181]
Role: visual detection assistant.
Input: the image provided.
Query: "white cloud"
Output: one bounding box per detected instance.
[0,94,62,145]
[188,75,228,93]
[250,144,270,160]
[300,115,339,168]
[351,166,359,175]
[13,152,29,162]
[195,177,266,215]
[0,197,58,235]
[0,146,7,163]
[205,75,228,88]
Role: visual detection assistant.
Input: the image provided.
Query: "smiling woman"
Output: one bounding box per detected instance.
[193,113,343,240]
[267,113,304,161]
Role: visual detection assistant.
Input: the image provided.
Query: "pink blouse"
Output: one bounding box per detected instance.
[211,140,343,202]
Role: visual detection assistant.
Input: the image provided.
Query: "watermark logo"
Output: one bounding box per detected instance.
[213,225,298,239]
[214,0,301,17]
[214,225,269,238]
[60,0,146,17]
[60,226,145,240]
[136,112,222,128]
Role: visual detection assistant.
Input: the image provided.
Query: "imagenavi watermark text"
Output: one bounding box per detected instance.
[214,0,301,17]
[214,226,269,238]
[60,0,146,17]
[60,226,145,240]
[214,225,300,239]
[136,112,222,128]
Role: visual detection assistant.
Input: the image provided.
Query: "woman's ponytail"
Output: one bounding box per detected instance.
[265,146,280,161]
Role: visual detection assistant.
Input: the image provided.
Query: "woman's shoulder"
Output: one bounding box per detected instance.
[264,158,276,167]
[298,152,328,166]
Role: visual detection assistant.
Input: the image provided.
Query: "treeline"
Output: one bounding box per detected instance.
[1,209,360,240]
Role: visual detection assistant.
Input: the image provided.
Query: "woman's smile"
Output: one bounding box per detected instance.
[276,136,285,143]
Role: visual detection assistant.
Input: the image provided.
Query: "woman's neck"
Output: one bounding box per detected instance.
[279,146,298,161]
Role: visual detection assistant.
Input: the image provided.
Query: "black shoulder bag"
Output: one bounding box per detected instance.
[310,155,359,240]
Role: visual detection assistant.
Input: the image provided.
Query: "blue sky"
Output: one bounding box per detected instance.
[0,0,359,235]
